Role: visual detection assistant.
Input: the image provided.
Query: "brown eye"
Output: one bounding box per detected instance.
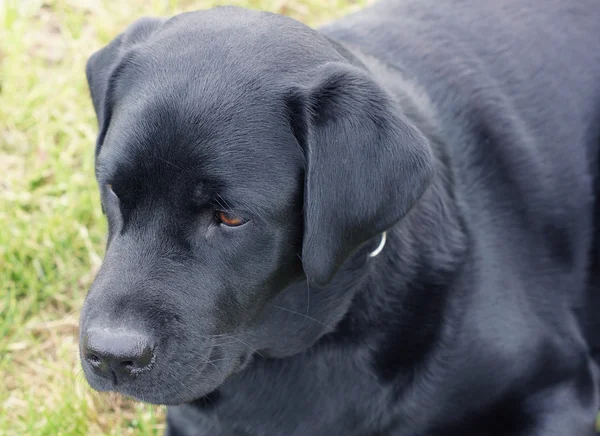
[106,184,118,198]
[215,211,246,227]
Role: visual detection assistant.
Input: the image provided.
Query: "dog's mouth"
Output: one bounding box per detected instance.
[179,352,251,408]
[80,340,255,405]
[234,350,254,373]
[190,389,222,409]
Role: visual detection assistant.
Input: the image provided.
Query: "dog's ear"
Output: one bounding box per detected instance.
[296,62,434,286]
[85,17,164,153]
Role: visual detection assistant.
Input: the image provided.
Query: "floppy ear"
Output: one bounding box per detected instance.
[85,17,165,154]
[298,62,434,286]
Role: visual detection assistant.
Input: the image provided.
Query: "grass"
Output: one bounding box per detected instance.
[0,0,369,434]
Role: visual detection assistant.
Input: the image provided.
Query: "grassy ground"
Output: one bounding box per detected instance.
[0,1,369,434]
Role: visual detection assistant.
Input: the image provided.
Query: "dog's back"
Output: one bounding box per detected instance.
[325,0,600,362]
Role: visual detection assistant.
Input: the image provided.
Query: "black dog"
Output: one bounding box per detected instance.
[80,0,600,434]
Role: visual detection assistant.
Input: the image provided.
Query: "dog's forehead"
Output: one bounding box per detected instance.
[98,7,343,174]
[147,6,340,70]
[97,88,303,210]
[95,7,332,207]
[103,82,299,162]
[116,6,344,96]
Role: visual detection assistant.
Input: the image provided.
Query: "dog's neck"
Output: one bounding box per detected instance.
[251,46,469,368]
[327,46,470,378]
[337,100,469,322]
[345,43,469,285]
[340,40,469,276]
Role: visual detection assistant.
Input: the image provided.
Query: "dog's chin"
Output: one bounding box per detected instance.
[125,381,225,406]
[81,350,254,406]
[84,369,225,405]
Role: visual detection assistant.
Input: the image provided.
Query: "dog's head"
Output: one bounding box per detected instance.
[80,6,433,405]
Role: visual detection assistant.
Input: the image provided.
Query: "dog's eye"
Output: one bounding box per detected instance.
[106,184,118,198]
[215,211,246,227]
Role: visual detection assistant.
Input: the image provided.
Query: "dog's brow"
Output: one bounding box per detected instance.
[95,162,113,183]
[193,184,210,204]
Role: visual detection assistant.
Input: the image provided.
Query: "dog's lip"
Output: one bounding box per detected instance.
[80,357,117,392]
[80,339,252,404]
[234,351,254,373]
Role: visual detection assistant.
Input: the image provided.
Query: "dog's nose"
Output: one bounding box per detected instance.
[83,328,154,382]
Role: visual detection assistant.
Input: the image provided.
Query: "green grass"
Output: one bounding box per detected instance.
[0,1,369,434]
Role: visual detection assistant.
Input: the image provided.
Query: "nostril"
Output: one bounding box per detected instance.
[87,353,101,366]
[122,344,155,374]
[137,344,154,367]
[83,328,155,381]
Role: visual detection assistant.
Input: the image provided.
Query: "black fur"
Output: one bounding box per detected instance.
[81,1,600,435]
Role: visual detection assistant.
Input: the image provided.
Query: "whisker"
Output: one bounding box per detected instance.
[211,340,246,349]
[296,253,312,330]
[185,348,225,380]
[272,305,333,330]
[305,278,310,329]
[219,335,264,359]
[168,367,197,395]
[152,155,183,170]
[207,357,244,364]
[215,194,234,214]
